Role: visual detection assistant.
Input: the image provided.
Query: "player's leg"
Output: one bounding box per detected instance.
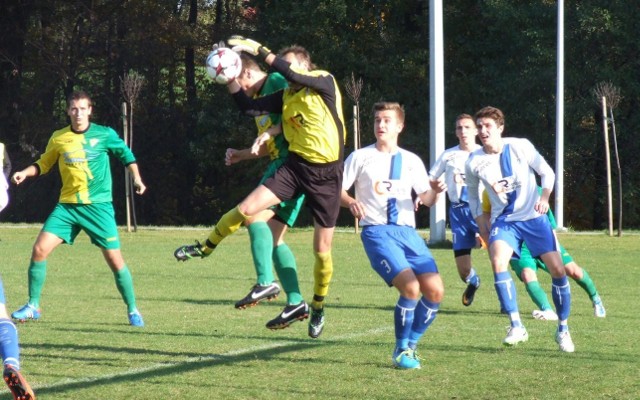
[409,272,443,353]
[406,230,443,364]
[103,249,143,327]
[525,217,573,352]
[235,209,281,310]
[308,223,335,339]
[81,203,143,327]
[451,206,481,306]
[174,185,282,261]
[560,246,605,317]
[0,278,36,399]
[488,225,527,345]
[512,246,557,320]
[390,269,421,369]
[12,230,63,321]
[455,250,480,306]
[539,250,574,352]
[519,264,558,321]
[266,216,309,330]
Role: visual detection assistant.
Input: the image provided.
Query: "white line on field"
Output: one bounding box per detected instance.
[20,326,393,392]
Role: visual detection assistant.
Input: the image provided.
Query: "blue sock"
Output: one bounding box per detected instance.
[408,297,440,349]
[394,296,418,350]
[552,276,571,322]
[0,318,20,369]
[494,271,522,328]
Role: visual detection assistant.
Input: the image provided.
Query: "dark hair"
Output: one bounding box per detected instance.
[240,54,262,73]
[278,45,316,70]
[373,102,405,123]
[67,91,92,108]
[474,106,504,127]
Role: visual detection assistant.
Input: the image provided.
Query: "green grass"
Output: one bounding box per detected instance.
[0,225,638,399]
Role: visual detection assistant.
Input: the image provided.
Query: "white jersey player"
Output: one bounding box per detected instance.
[465,106,574,353]
[341,102,444,370]
[428,114,483,306]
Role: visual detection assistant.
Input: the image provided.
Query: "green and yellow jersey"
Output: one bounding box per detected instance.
[233,57,346,164]
[254,72,288,161]
[35,123,136,204]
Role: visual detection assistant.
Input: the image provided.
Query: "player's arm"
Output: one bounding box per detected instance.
[2,148,11,179]
[126,163,146,195]
[341,189,365,220]
[477,189,492,245]
[251,123,282,156]
[417,179,445,208]
[225,145,267,166]
[11,164,39,186]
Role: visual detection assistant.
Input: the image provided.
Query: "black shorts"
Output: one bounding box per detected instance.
[263,153,343,228]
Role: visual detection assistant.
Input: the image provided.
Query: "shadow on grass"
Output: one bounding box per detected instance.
[29,339,324,397]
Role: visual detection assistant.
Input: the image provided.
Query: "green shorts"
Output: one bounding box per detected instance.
[42,202,121,250]
[510,243,574,280]
[262,158,305,227]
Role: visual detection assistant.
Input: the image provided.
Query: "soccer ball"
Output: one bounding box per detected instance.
[205,47,242,84]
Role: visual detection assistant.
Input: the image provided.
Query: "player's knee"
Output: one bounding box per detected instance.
[399,281,421,299]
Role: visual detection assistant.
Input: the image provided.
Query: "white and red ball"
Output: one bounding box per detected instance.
[205,47,242,84]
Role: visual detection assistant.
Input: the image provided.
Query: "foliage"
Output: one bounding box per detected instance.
[0,0,639,228]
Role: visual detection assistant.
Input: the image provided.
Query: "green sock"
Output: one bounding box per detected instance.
[28,260,47,308]
[248,222,274,285]
[525,281,553,310]
[574,269,598,300]
[273,244,303,305]
[114,266,138,313]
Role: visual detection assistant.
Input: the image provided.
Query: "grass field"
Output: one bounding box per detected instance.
[0,224,638,399]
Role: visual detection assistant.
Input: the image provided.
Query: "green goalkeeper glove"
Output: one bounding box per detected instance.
[228,35,271,58]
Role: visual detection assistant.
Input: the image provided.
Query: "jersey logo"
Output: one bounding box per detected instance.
[491,176,518,194]
[89,139,99,147]
[374,180,393,194]
[289,114,304,129]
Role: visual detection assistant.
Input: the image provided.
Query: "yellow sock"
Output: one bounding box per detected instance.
[203,206,248,253]
[311,251,333,310]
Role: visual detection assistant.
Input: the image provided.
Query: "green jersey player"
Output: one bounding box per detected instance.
[11,90,146,327]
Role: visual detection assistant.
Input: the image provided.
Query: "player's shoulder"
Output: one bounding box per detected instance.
[265,72,288,91]
[50,125,73,140]
[397,146,423,161]
[503,137,533,147]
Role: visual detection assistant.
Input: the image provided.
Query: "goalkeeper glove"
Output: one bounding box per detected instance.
[228,35,271,58]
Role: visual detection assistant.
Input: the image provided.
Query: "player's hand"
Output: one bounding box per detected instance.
[11,172,26,185]
[225,148,240,166]
[228,35,270,57]
[251,132,271,155]
[414,198,423,211]
[348,201,366,220]
[133,178,146,195]
[429,179,447,193]
[212,40,226,51]
[534,199,549,214]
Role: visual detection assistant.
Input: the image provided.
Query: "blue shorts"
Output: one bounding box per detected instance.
[449,202,479,251]
[490,215,558,258]
[361,225,438,286]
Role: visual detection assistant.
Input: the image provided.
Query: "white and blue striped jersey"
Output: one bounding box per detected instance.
[428,144,482,204]
[465,137,555,224]
[343,144,430,227]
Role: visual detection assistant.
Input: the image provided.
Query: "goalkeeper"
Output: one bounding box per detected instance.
[176,37,346,339]
[175,53,308,331]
